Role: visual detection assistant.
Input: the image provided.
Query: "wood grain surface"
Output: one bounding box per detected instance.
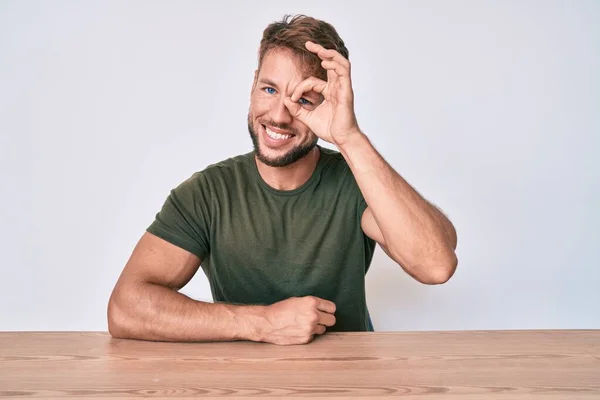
[0,330,598,399]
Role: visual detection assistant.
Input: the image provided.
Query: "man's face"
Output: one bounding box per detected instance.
[248,49,322,167]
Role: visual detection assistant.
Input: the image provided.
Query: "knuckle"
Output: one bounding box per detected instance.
[309,312,319,324]
[303,323,315,334]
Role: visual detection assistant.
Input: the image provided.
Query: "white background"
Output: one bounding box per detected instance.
[1,0,598,331]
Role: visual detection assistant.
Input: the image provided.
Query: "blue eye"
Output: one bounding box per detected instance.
[264,87,276,95]
[299,98,312,106]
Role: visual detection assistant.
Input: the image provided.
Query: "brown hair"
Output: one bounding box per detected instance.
[257,14,349,81]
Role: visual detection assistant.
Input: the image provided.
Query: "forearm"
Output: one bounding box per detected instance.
[337,133,457,276]
[430,204,458,250]
[108,282,265,342]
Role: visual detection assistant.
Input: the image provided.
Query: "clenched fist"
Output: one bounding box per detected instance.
[258,296,336,345]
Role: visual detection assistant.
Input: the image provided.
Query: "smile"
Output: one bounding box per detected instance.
[264,125,294,140]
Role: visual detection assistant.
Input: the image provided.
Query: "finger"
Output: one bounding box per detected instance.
[290,77,327,102]
[314,297,336,314]
[305,41,350,70]
[283,97,310,124]
[314,324,327,335]
[321,60,350,78]
[318,311,336,327]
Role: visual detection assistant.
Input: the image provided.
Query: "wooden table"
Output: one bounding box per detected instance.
[0,330,598,399]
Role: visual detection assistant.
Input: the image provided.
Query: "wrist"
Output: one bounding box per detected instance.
[334,129,368,150]
[233,304,270,342]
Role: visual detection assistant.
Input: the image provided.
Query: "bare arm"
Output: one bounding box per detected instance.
[340,133,458,285]
[107,232,336,344]
[107,232,265,342]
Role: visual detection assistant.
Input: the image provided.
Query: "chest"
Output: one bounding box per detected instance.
[210,185,362,268]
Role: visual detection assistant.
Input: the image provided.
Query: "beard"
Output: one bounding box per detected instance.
[247,115,318,168]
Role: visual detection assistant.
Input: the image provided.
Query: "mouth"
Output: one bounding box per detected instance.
[261,124,296,147]
[263,124,295,141]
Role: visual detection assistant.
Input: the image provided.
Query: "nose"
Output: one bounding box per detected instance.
[269,97,293,126]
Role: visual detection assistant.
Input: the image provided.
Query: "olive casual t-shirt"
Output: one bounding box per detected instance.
[147,145,377,331]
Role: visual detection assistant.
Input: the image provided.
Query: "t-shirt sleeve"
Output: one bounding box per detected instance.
[341,158,377,265]
[356,184,369,220]
[146,173,211,260]
[341,158,369,221]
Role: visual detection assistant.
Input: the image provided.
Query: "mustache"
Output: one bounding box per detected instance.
[258,120,297,135]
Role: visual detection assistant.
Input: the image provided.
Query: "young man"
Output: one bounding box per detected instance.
[108,15,458,346]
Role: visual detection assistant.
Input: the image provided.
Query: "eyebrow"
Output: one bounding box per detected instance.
[258,78,279,89]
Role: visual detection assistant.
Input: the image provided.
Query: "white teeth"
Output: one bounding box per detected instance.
[266,127,292,140]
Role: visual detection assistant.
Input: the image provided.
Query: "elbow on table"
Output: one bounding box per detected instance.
[107,293,130,339]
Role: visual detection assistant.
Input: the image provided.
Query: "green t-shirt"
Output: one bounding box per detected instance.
[147,145,377,331]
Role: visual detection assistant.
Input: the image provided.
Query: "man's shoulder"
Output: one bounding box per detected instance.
[179,151,254,189]
[202,151,254,175]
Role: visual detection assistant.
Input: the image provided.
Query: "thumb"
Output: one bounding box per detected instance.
[284,97,310,125]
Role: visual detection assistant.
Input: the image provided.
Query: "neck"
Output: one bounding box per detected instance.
[255,146,320,191]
